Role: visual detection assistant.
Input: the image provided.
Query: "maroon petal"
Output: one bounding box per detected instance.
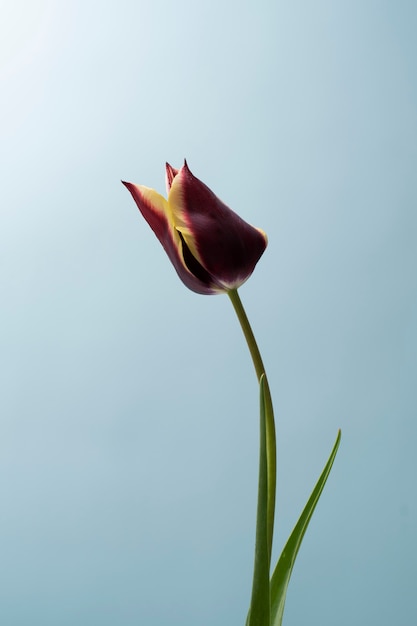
[168,162,268,290]
[122,181,220,294]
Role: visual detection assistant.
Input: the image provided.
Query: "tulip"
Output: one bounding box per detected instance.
[122,161,268,294]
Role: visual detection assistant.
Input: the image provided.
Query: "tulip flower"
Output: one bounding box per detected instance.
[122,160,268,294]
[122,161,341,626]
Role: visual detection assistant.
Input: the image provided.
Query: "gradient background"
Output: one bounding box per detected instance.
[1,1,416,624]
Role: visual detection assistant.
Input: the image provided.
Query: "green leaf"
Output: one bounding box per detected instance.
[247,375,270,626]
[270,429,342,626]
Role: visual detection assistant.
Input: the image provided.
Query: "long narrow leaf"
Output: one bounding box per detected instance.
[270,430,341,626]
[263,375,276,566]
[247,375,270,626]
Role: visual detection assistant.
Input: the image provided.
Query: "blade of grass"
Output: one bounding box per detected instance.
[270,430,341,626]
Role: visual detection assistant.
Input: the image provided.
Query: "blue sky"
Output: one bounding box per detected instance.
[1,1,416,624]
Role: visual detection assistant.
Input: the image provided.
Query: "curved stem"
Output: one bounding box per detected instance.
[228,288,276,566]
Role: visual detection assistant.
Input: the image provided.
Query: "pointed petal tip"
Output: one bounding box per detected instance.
[166,162,180,191]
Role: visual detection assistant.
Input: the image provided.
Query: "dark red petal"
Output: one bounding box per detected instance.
[122,181,221,295]
[169,163,268,290]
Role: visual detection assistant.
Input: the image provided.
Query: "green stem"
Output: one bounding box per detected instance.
[228,288,276,566]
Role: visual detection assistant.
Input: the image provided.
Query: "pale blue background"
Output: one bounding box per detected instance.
[1,1,416,624]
